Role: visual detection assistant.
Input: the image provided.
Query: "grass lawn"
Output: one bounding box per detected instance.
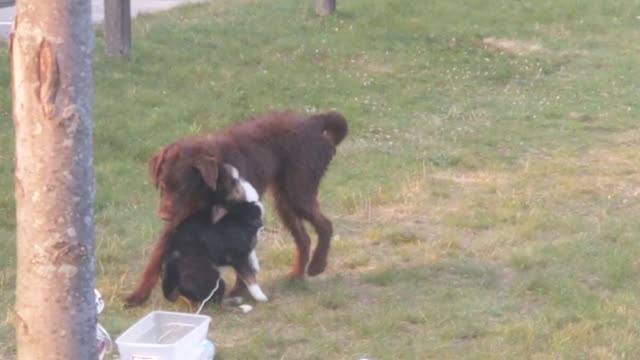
[2,0,640,358]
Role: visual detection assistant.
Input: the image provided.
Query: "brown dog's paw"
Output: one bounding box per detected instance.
[123,291,149,307]
[287,265,307,280]
[306,257,327,276]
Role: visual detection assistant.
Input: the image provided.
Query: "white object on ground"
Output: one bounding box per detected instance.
[238,304,253,313]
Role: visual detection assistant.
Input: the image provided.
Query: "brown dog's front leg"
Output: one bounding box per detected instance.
[124,224,172,306]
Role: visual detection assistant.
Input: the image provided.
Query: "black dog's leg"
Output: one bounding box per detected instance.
[161,252,182,302]
[232,255,268,302]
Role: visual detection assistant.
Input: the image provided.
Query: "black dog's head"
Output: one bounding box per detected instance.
[161,249,226,304]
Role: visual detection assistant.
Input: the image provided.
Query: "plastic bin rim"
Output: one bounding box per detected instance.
[115,310,212,348]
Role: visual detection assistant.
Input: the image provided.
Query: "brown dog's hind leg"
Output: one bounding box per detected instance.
[300,202,333,276]
[124,223,172,306]
[273,190,311,279]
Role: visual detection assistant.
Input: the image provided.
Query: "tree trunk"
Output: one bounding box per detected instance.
[10,0,96,358]
[315,0,336,16]
[104,0,132,57]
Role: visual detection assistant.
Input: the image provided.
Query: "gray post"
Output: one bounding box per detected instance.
[104,0,131,57]
[315,0,336,16]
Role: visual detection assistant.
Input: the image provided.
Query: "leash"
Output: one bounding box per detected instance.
[196,278,221,314]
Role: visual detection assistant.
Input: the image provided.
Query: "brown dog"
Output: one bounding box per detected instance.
[125,111,348,305]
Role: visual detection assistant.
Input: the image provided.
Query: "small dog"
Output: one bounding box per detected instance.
[127,111,348,305]
[161,165,268,304]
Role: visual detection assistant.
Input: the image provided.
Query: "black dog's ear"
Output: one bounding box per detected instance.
[148,146,170,189]
[194,153,218,190]
[250,214,264,230]
[161,251,182,302]
[241,203,263,229]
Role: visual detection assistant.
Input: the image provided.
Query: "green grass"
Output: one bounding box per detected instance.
[2,0,640,358]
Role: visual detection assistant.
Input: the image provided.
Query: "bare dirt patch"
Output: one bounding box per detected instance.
[483,36,544,56]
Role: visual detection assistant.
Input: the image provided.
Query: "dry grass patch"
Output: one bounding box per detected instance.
[483,36,544,56]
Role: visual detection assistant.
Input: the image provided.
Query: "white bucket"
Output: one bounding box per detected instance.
[116,311,212,360]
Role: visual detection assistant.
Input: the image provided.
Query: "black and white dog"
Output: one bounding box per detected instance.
[161,165,268,304]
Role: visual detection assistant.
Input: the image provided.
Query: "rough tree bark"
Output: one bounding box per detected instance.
[10,0,96,359]
[104,0,131,57]
[315,0,336,16]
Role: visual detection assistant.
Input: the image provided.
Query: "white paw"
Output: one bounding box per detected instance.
[247,283,269,302]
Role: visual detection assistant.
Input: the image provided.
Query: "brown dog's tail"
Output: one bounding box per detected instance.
[311,111,349,146]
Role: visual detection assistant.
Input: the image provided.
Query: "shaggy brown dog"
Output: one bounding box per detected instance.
[125,111,348,306]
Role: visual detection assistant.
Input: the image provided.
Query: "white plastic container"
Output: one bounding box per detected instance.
[116,311,212,360]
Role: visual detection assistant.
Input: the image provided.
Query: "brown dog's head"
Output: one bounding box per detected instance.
[148,141,220,223]
[148,142,247,223]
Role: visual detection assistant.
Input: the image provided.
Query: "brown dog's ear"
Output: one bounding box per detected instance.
[194,154,218,190]
[148,147,169,189]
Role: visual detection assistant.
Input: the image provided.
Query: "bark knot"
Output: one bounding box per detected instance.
[37,39,60,120]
